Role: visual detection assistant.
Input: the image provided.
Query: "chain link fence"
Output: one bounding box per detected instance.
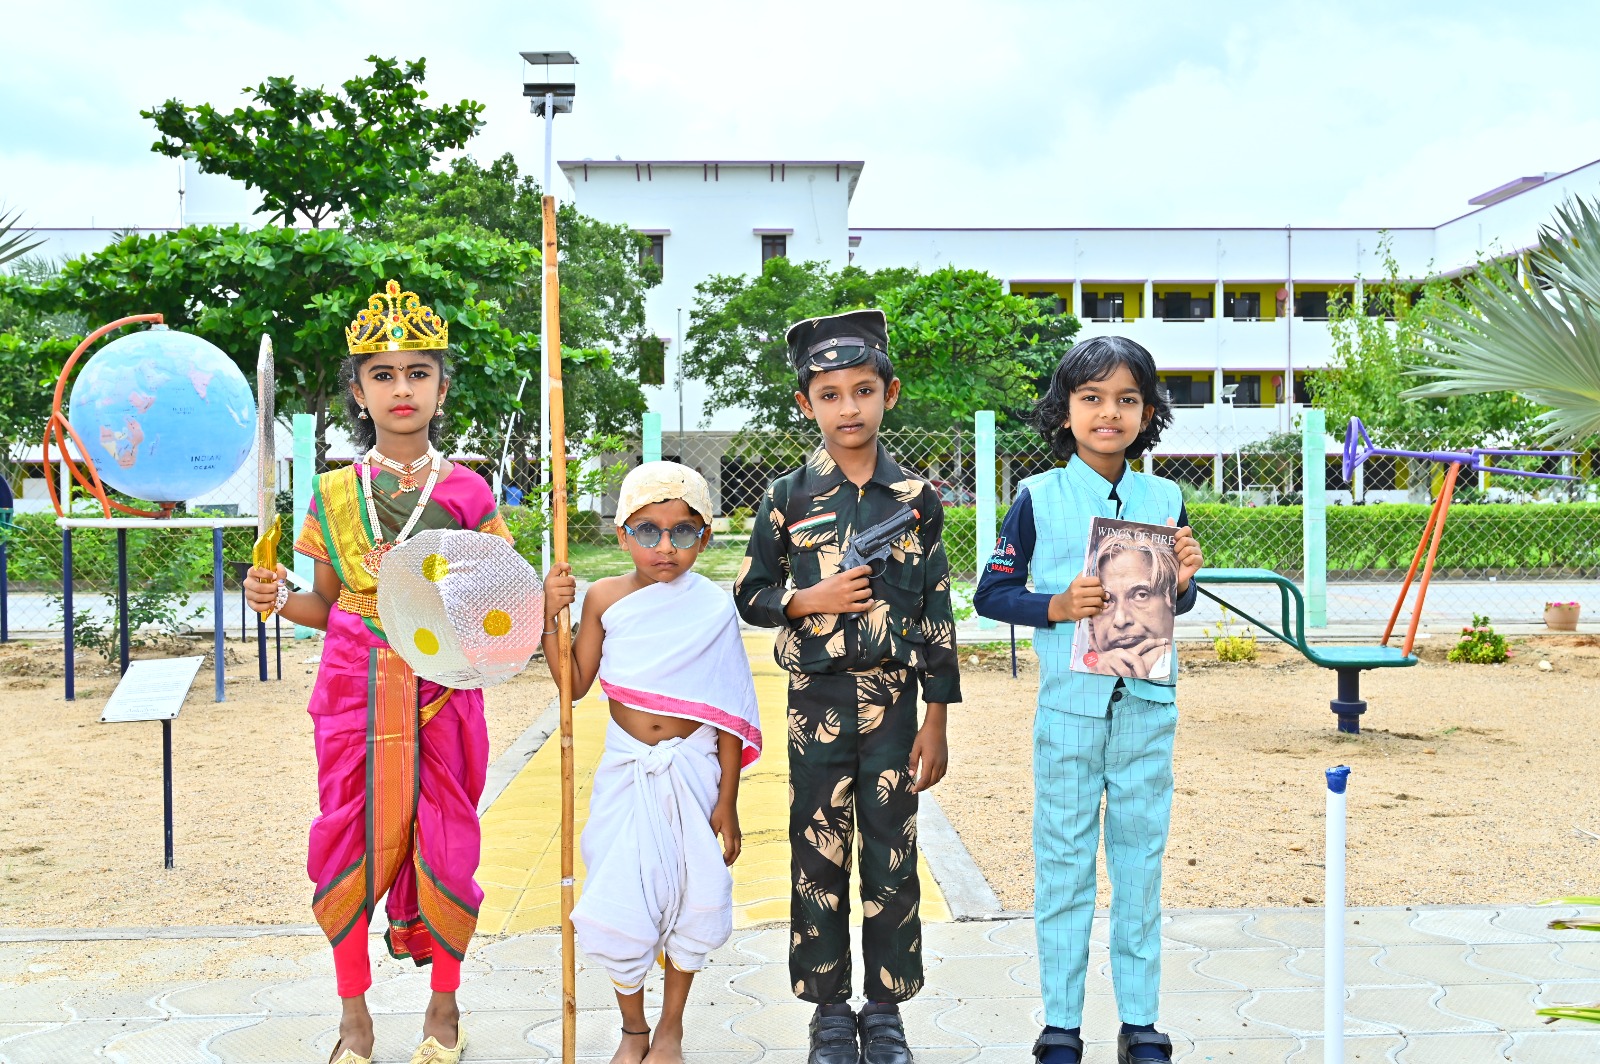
[2,422,1595,642]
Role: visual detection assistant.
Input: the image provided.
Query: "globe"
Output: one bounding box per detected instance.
[68,326,256,503]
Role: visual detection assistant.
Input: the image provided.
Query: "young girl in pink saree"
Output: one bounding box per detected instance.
[247,281,512,1064]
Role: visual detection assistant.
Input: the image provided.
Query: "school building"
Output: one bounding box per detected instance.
[561,156,1600,499]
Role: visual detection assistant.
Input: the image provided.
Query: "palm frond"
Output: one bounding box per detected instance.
[1536,1005,1600,1025]
[1405,195,1600,444]
[0,207,44,268]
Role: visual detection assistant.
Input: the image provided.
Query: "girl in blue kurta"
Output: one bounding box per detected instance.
[975,336,1205,1064]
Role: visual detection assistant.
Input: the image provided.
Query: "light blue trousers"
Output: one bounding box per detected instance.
[1034,690,1176,1028]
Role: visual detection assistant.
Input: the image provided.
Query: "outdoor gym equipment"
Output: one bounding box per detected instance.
[1194,418,1577,733]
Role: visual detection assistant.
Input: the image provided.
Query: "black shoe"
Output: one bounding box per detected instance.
[1031,1028,1084,1064]
[808,1006,861,1064]
[858,1009,913,1064]
[1117,1028,1172,1064]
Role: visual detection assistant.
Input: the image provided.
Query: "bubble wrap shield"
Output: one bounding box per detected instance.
[376,529,545,690]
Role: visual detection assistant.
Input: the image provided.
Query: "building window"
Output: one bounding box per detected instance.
[1081,291,1125,321]
[1159,291,1212,320]
[1026,292,1067,315]
[640,234,664,273]
[1157,373,1207,408]
[1223,373,1264,407]
[1296,291,1330,319]
[1224,291,1261,320]
[761,234,787,263]
[636,336,666,387]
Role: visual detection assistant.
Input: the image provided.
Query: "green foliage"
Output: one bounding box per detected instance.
[1184,502,1600,575]
[1447,614,1509,664]
[684,260,1077,432]
[142,56,483,228]
[2,224,535,468]
[683,258,917,431]
[1204,607,1258,662]
[726,505,753,529]
[498,435,632,557]
[1410,197,1600,445]
[0,207,43,267]
[2,511,254,589]
[54,547,209,663]
[878,267,1080,432]
[1308,237,1546,447]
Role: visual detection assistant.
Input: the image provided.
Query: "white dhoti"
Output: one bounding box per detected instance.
[571,719,734,991]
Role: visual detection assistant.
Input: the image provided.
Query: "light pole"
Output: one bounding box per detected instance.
[1221,382,1243,501]
[676,306,684,456]
[518,49,577,574]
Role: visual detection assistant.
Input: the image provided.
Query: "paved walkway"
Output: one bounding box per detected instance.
[3,906,1598,1062]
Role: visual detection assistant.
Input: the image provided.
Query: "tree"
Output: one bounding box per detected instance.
[360,153,659,440]
[1307,239,1547,455]
[877,267,1078,432]
[682,258,917,431]
[1409,197,1600,445]
[142,56,483,227]
[5,225,536,468]
[0,207,42,267]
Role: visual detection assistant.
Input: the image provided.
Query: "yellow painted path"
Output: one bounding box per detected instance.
[477,633,950,934]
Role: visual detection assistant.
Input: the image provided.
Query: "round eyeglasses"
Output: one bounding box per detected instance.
[622,521,707,550]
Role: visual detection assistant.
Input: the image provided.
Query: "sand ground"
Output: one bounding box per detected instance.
[940,634,1600,912]
[3,629,1596,940]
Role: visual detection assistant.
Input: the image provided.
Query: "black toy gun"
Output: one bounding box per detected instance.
[840,505,918,612]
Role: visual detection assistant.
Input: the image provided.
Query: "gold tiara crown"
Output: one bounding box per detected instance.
[345,279,449,356]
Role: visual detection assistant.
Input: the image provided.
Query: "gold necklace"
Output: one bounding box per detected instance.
[370,448,433,494]
[359,446,442,576]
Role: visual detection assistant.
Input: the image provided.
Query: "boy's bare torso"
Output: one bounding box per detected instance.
[585,573,707,746]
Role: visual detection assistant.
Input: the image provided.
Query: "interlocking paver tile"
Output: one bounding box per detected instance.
[1155,990,1253,1039]
[0,1023,55,1051]
[1344,909,1465,946]
[1194,947,1320,990]
[475,932,563,971]
[1434,982,1540,1031]
[1377,942,1516,986]
[1240,988,1394,1037]
[1409,908,1542,945]
[1158,950,1242,993]
[0,980,72,1023]
[986,919,1038,955]
[1533,980,1600,1012]
[443,1008,557,1062]
[727,1000,820,1051]
[1469,943,1588,982]
[205,1015,339,1063]
[60,983,169,1020]
[1392,1031,1514,1062]
[2,1019,161,1064]
[1241,909,1346,948]
[101,1016,258,1063]
[728,958,805,1004]
[1285,1035,1406,1062]
[1506,1028,1600,1062]
[532,1002,762,1056]
[1554,942,1600,975]
[899,997,980,1048]
[1285,947,1418,987]
[1346,986,1493,1034]
[1489,906,1594,943]
[729,927,790,964]
[925,921,1023,959]
[161,977,278,1017]
[1172,1035,1296,1062]
[1007,955,1041,990]
[1161,912,1260,950]
[934,996,1045,1046]
[925,954,1040,998]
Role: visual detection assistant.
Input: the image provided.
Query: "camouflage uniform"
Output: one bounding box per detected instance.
[734,443,962,1004]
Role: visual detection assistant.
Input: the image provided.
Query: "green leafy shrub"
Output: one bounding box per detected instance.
[1447,614,1509,664]
[727,505,753,530]
[1203,607,1257,662]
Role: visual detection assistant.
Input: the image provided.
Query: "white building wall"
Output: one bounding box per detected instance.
[559,160,859,435]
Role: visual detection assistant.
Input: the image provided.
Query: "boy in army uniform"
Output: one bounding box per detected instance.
[734,309,961,1064]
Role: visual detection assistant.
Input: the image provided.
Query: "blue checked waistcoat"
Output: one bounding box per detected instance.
[1024,458,1186,715]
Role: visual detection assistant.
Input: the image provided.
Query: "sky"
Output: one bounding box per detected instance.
[5,0,1600,231]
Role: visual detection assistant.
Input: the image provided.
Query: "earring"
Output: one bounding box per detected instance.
[357,406,369,420]
[434,406,445,419]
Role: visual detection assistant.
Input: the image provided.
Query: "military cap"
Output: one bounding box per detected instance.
[786,308,889,374]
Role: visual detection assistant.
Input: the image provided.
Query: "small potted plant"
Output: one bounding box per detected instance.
[1545,601,1581,631]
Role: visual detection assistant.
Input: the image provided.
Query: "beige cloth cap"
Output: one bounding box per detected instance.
[617,461,714,526]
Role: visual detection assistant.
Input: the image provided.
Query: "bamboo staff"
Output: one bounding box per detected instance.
[543,195,578,1064]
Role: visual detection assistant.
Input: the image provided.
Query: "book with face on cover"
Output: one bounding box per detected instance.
[1068,516,1179,681]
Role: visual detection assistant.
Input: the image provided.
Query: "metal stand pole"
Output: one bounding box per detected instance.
[212,527,224,702]
[163,718,175,869]
[117,528,130,676]
[63,528,74,702]
[1010,624,1018,679]
[1324,765,1350,1064]
[1,537,9,643]
[274,613,282,680]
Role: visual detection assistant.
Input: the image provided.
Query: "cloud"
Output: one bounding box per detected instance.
[5,0,1600,229]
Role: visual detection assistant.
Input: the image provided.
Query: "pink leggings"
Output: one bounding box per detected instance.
[332,911,462,998]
